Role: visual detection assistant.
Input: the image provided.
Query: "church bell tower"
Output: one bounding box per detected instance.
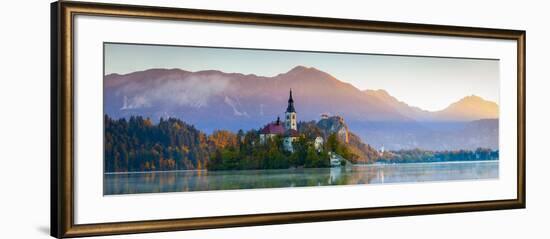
[285,89,297,130]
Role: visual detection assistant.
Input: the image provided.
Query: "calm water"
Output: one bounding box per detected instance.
[104,161,498,195]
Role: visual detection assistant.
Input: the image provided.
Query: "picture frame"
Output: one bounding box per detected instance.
[51,1,526,238]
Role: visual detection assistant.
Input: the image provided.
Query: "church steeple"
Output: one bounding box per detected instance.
[286,88,296,113]
[284,89,297,131]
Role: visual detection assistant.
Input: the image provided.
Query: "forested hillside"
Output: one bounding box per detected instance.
[104,115,209,172]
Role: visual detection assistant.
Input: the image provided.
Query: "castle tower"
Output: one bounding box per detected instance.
[285,89,297,130]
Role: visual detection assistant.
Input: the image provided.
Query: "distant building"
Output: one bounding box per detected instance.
[329,152,342,167]
[320,113,329,120]
[259,116,285,144]
[314,136,324,152]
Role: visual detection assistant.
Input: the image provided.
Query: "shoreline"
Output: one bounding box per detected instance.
[360,159,499,166]
[104,160,499,174]
[104,169,207,175]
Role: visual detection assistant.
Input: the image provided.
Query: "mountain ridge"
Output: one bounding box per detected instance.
[105,66,498,121]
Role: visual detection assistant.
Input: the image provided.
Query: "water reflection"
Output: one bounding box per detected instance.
[104,161,498,195]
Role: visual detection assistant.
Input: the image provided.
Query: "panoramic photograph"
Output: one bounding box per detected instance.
[103,43,500,195]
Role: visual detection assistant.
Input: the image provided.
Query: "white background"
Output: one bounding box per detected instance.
[0,0,546,238]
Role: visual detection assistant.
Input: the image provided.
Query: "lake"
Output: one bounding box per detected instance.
[104,161,498,195]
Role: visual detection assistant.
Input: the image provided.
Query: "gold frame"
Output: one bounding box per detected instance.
[51,1,526,238]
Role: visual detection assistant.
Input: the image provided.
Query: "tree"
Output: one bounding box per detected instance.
[208,130,238,150]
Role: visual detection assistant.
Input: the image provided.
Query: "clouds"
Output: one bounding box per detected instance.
[118,73,232,110]
[121,95,150,110]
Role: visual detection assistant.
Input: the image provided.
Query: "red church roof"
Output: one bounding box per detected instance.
[260,122,285,135]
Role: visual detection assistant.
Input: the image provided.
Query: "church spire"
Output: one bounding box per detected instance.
[286,88,296,113]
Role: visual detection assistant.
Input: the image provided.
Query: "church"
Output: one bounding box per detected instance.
[259,89,300,152]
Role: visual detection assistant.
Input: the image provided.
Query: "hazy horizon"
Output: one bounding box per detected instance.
[105,43,500,111]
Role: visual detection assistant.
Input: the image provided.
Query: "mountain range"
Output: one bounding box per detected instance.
[104,66,499,150]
